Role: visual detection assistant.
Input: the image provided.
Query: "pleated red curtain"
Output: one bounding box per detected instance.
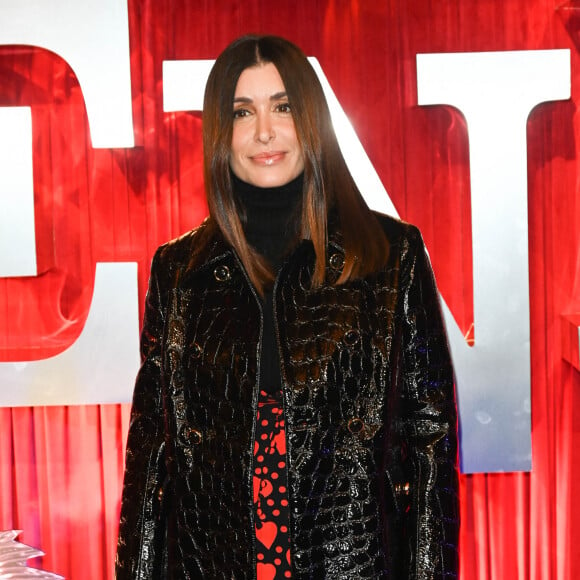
[0,1,579,578]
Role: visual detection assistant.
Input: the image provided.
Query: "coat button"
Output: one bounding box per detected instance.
[343,329,360,346]
[213,264,231,282]
[347,417,364,434]
[190,342,202,359]
[394,482,411,495]
[329,252,345,271]
[187,428,203,445]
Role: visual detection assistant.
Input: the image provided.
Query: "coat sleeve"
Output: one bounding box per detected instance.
[116,248,169,579]
[398,226,460,579]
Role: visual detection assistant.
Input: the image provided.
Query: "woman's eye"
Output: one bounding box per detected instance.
[233,108,250,119]
[276,102,292,114]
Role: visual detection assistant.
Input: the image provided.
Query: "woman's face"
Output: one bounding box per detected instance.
[230,62,304,188]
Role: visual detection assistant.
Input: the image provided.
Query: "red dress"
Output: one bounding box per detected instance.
[253,390,292,579]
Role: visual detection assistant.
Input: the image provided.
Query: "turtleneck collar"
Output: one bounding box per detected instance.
[232,172,303,267]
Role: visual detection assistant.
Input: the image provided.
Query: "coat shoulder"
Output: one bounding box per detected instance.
[154,218,227,268]
[155,218,207,262]
[371,211,423,249]
[148,217,230,291]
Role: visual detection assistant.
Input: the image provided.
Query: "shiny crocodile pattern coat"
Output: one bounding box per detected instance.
[115,213,459,579]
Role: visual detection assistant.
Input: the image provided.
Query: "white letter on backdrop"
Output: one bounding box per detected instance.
[0,0,139,406]
[0,0,134,147]
[417,49,570,473]
[0,108,36,277]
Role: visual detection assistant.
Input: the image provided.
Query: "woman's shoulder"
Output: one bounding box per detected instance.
[156,218,210,257]
[150,217,229,278]
[371,211,422,247]
[156,216,224,257]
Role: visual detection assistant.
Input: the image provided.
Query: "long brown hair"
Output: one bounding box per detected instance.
[203,34,388,294]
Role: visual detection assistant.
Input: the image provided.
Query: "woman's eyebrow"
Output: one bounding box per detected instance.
[233,91,288,104]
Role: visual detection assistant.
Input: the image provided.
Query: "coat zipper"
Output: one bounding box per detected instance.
[271,266,295,577]
[233,253,263,580]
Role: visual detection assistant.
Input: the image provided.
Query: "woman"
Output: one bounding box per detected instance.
[116,34,459,579]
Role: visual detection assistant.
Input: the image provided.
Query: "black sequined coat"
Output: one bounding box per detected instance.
[115,213,459,579]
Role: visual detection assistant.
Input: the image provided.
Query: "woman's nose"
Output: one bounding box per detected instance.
[255,112,274,143]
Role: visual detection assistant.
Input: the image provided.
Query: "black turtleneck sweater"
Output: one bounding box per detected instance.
[233,173,303,395]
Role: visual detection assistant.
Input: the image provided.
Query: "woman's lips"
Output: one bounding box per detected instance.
[250,151,286,165]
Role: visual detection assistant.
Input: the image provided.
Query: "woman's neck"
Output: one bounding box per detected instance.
[233,172,303,267]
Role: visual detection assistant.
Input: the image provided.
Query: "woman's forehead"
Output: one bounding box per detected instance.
[234,63,287,99]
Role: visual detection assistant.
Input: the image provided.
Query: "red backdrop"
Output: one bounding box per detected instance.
[1,1,579,578]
